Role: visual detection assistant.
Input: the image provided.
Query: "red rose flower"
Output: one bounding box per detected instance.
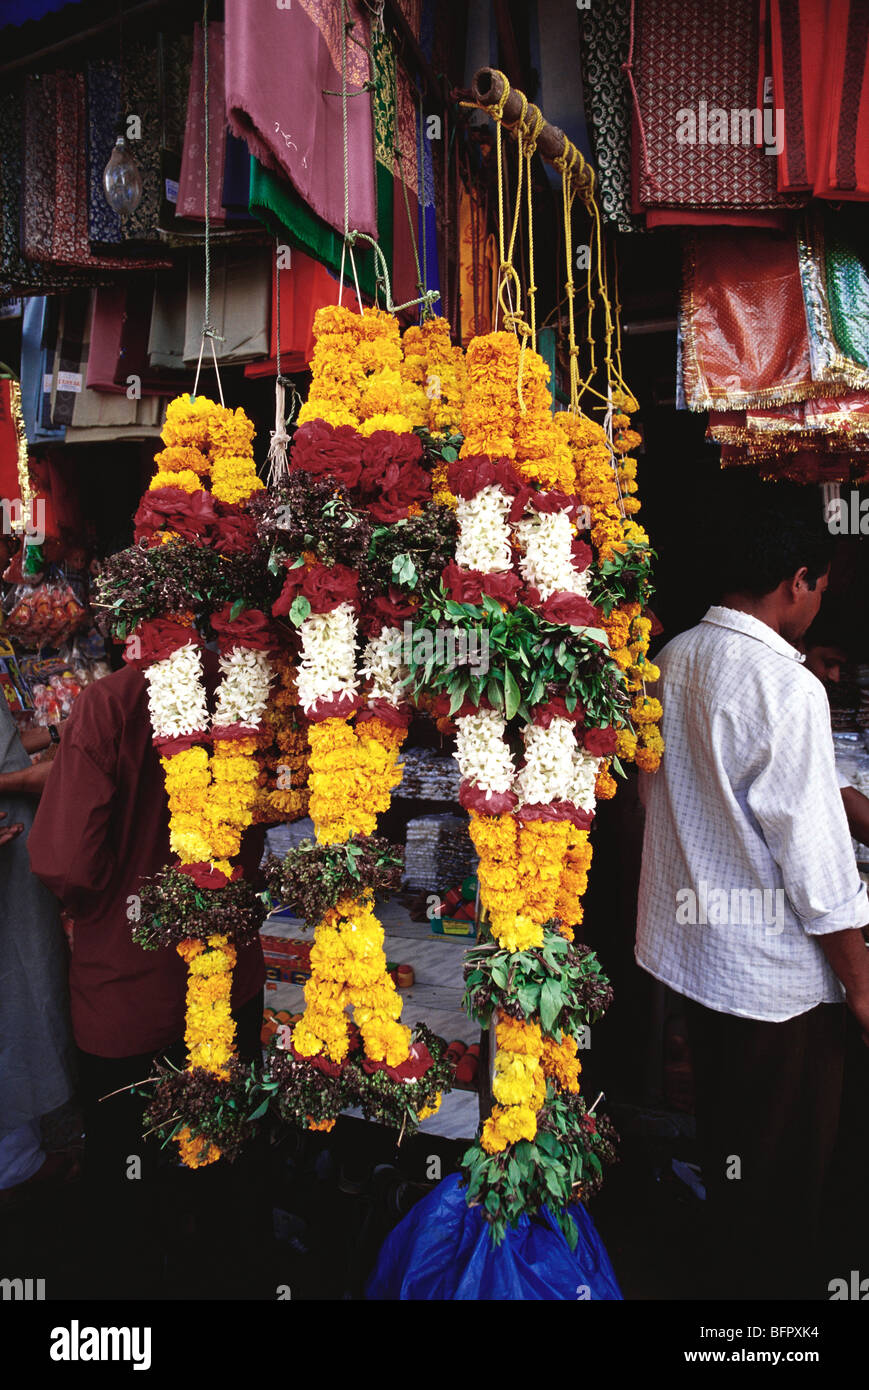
[527,490,574,514]
[539,591,601,629]
[273,562,359,616]
[133,486,216,543]
[289,420,364,490]
[531,695,585,727]
[127,617,199,667]
[442,560,521,606]
[177,860,234,890]
[458,781,518,814]
[356,699,410,730]
[571,538,593,573]
[583,724,617,756]
[358,588,417,637]
[210,605,275,653]
[448,455,523,500]
[212,512,259,556]
[359,435,429,522]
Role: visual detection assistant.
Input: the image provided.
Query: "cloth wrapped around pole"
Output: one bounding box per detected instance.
[365,1173,622,1301]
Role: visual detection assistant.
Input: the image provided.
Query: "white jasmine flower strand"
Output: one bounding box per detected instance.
[513,507,591,599]
[359,625,407,704]
[214,647,274,728]
[513,717,577,804]
[455,485,513,573]
[296,602,359,711]
[144,643,210,738]
[455,708,515,794]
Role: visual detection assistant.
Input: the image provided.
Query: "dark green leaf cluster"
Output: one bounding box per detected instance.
[263,835,404,927]
[253,476,372,572]
[362,504,458,599]
[96,542,274,639]
[265,1024,450,1134]
[141,1060,268,1164]
[463,929,613,1037]
[133,868,268,949]
[462,1087,619,1249]
[587,540,655,617]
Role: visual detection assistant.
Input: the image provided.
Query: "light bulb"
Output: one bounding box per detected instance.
[103,136,143,216]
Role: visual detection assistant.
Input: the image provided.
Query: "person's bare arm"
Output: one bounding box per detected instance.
[842,786,869,848]
[0,759,53,799]
[819,928,869,1042]
[20,726,51,754]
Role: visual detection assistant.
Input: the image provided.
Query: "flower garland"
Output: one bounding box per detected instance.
[555,404,664,774]
[121,396,275,1168]
[402,329,641,1240]
[261,311,451,1134]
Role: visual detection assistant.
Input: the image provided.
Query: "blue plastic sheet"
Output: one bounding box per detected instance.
[366,1173,623,1301]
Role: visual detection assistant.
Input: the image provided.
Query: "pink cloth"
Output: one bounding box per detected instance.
[178,21,227,224]
[224,0,376,240]
[86,286,126,393]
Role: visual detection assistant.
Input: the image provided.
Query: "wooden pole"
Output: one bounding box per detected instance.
[469,66,593,194]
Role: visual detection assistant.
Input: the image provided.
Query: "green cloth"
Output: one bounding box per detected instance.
[826,235,869,371]
[371,30,396,298]
[249,158,378,301]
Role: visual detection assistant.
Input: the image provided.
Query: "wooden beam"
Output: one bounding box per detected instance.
[469,66,593,193]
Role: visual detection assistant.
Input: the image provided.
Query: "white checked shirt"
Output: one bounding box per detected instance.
[636,606,869,1021]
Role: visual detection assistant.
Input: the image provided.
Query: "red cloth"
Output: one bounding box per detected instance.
[769,0,828,193]
[244,249,361,379]
[645,210,790,228]
[0,381,18,503]
[681,231,814,410]
[28,661,265,1057]
[812,0,869,199]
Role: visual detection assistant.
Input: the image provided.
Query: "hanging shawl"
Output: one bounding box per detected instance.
[49,72,170,272]
[812,0,869,200]
[580,0,643,232]
[682,227,869,412]
[631,0,804,214]
[798,217,869,393]
[243,248,361,380]
[181,246,270,366]
[86,58,123,247]
[0,88,105,295]
[177,21,228,224]
[248,158,377,301]
[826,229,869,371]
[225,0,377,241]
[768,0,828,194]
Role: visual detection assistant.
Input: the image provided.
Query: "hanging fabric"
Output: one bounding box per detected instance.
[225,0,377,240]
[178,21,228,224]
[243,247,361,380]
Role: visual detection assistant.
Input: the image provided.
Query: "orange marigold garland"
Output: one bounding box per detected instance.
[121,396,276,1168]
[264,308,454,1133]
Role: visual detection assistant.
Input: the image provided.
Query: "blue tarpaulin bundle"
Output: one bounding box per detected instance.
[366,1173,623,1301]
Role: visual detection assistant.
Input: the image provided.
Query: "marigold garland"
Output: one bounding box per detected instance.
[127,395,275,1168]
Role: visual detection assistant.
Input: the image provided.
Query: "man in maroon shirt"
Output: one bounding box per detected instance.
[28,656,266,1297]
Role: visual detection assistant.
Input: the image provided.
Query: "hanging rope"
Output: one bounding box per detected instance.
[554,139,582,413]
[267,240,292,487]
[192,0,225,405]
[521,104,545,351]
[332,1,437,317]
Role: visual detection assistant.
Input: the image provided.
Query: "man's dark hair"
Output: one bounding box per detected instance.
[710,473,835,599]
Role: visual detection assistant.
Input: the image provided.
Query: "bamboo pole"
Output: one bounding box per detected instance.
[469,66,593,195]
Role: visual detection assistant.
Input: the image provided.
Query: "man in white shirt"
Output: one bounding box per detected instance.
[636,483,869,1299]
